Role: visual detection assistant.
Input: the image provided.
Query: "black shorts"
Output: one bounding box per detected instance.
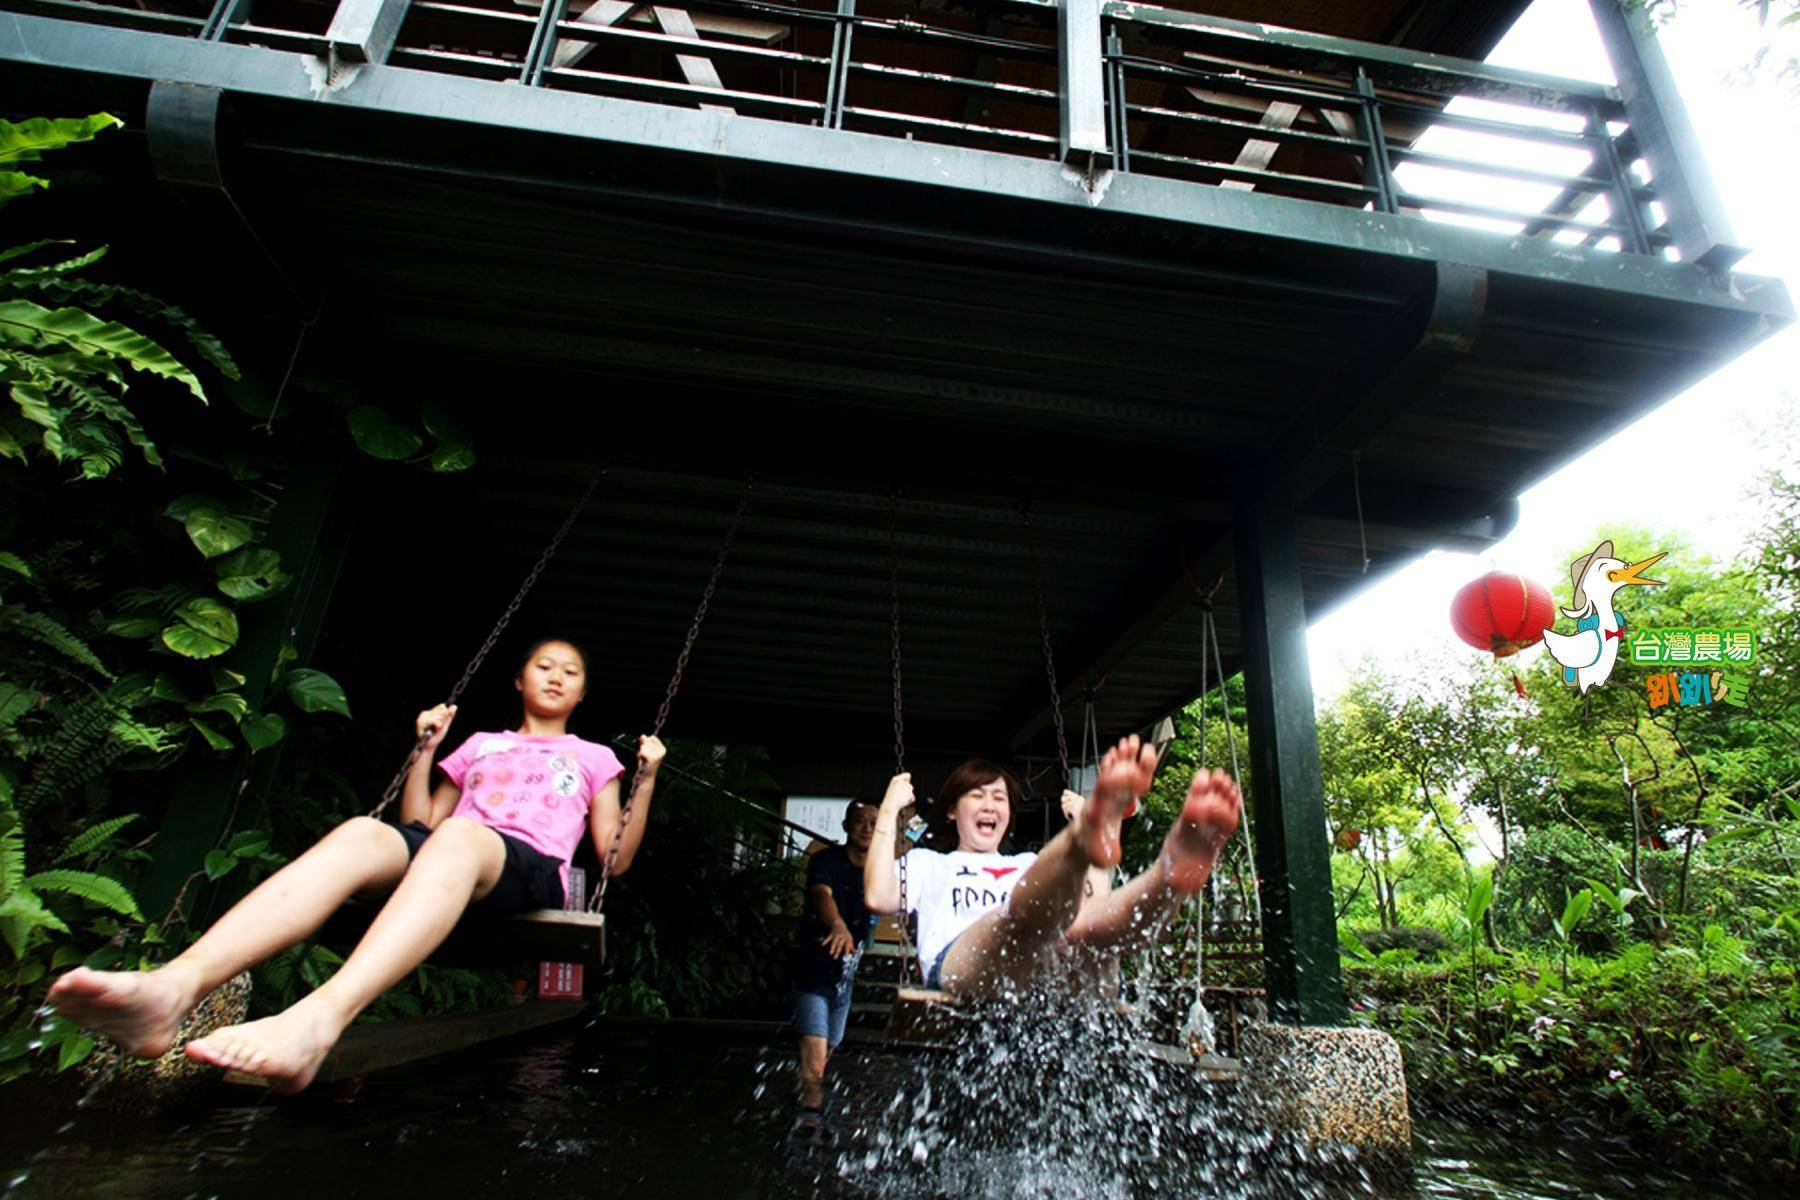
[396,821,566,916]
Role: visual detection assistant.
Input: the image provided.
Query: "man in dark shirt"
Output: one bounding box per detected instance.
[791,798,878,1121]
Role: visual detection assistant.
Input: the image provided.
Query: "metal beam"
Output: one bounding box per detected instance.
[1278,259,1488,506]
[325,0,411,65]
[0,15,1775,314]
[144,81,314,317]
[1108,2,1618,112]
[1586,0,1746,271]
[1059,0,1110,170]
[1231,496,1344,1027]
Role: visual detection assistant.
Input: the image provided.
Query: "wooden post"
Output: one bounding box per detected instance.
[1232,496,1345,1026]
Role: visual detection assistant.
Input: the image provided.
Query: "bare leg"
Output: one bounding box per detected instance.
[797,1035,828,1111]
[1067,768,1241,954]
[185,817,507,1092]
[939,737,1156,999]
[46,817,411,1058]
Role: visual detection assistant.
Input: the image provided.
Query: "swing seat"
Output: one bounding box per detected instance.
[884,985,963,1048]
[317,903,605,969]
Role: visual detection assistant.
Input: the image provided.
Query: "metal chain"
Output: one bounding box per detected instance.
[887,487,922,984]
[1199,594,1258,930]
[1021,502,1071,790]
[591,477,756,913]
[369,472,603,821]
[888,489,906,778]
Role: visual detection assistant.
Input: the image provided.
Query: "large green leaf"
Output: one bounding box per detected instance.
[241,712,287,753]
[0,551,30,577]
[346,406,422,460]
[170,596,237,644]
[214,546,290,600]
[0,173,48,203]
[181,507,254,559]
[430,442,476,473]
[0,299,204,400]
[202,849,236,880]
[188,718,233,751]
[420,399,470,443]
[0,114,121,165]
[285,668,352,718]
[0,245,107,281]
[187,691,248,723]
[161,596,238,659]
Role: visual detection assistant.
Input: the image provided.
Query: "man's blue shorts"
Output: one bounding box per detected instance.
[790,983,853,1048]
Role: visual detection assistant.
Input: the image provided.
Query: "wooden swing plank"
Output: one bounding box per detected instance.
[885,985,961,1048]
[317,905,605,969]
[224,1000,586,1089]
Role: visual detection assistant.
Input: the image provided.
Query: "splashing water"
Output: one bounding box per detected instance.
[782,979,1357,1200]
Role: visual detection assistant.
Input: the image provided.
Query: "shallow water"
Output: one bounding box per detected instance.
[0,1019,1769,1199]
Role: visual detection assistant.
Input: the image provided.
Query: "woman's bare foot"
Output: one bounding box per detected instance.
[46,966,198,1059]
[185,1005,340,1094]
[1163,768,1242,895]
[1079,736,1157,869]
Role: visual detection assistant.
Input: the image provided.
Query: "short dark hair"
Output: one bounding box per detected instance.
[516,638,589,678]
[932,759,1024,847]
[845,797,879,818]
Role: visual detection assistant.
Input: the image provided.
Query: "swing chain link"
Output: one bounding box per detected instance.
[1021,502,1071,789]
[888,490,907,777]
[887,488,923,983]
[592,477,756,913]
[369,472,604,821]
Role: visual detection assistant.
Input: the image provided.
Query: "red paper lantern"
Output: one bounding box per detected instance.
[1450,572,1554,659]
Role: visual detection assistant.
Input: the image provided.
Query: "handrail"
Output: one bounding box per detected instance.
[0,0,1739,266]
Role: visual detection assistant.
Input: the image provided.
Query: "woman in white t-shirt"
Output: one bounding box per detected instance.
[864,735,1242,999]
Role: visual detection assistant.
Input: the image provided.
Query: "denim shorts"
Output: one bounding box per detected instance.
[791,982,854,1048]
[924,941,955,991]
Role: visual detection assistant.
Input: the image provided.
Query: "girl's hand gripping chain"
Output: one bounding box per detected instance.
[415,703,457,753]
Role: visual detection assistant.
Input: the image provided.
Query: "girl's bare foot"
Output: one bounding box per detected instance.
[46,966,197,1059]
[1163,768,1242,895]
[1079,736,1157,869]
[185,1006,339,1095]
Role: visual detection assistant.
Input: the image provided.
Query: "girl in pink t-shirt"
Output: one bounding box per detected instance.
[48,638,664,1094]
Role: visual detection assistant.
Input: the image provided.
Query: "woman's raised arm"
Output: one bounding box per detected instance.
[863,773,912,915]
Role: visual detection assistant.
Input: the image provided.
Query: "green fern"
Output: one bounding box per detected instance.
[25,869,141,919]
[0,604,111,678]
[14,695,117,815]
[53,813,137,864]
[11,275,238,380]
[0,299,205,401]
[0,889,68,958]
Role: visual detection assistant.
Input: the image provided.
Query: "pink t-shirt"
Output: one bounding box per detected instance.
[435,732,625,894]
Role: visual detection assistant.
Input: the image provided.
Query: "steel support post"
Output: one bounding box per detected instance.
[1586,0,1745,270]
[1232,496,1346,1026]
[1059,0,1111,170]
[323,0,411,64]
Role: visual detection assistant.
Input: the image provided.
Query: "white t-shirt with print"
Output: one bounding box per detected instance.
[899,847,1038,968]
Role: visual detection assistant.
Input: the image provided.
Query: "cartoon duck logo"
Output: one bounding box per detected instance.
[1541,539,1665,694]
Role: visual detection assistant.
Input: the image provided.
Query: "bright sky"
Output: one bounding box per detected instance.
[1307,0,1800,702]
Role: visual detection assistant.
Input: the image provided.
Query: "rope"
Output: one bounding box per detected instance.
[369,472,602,821]
[1022,501,1071,790]
[1351,450,1371,576]
[591,477,756,913]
